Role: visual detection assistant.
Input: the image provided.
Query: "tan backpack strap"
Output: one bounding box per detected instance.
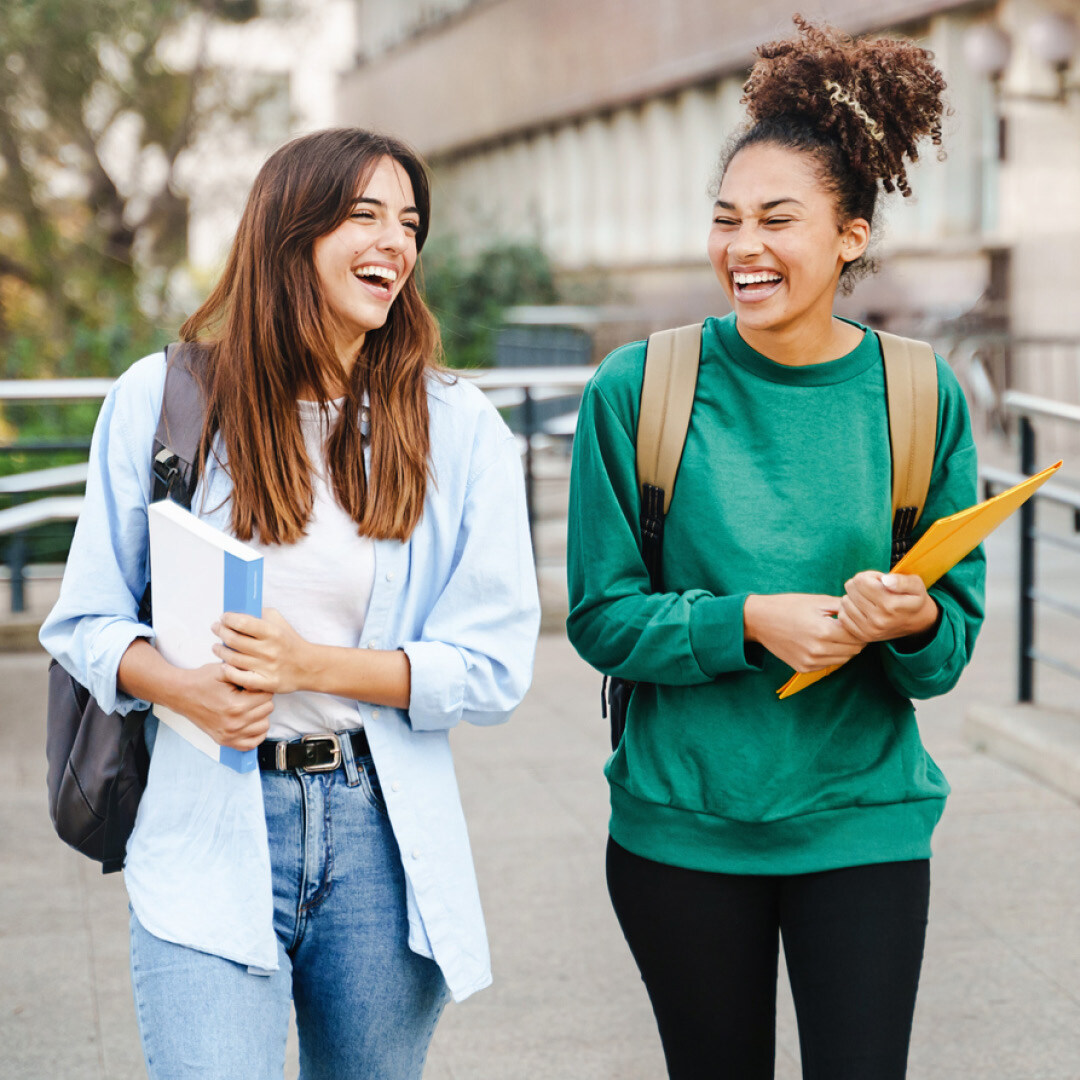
[878,331,938,534]
[637,323,702,514]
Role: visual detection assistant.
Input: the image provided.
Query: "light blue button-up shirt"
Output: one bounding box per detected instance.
[40,351,540,1001]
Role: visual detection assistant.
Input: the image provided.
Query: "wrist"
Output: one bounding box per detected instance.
[155,660,193,716]
[911,595,939,636]
[743,595,761,644]
[300,641,327,694]
[892,596,940,652]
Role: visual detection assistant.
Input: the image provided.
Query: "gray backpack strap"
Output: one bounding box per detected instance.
[152,342,209,508]
[635,323,703,589]
[878,331,938,562]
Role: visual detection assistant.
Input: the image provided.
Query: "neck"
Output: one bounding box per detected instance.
[336,332,365,377]
[315,331,363,397]
[737,313,859,367]
[297,340,361,401]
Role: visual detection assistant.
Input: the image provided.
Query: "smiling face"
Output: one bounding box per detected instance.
[708,142,869,343]
[312,155,420,365]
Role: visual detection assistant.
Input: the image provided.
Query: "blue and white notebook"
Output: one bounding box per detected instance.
[148,499,264,773]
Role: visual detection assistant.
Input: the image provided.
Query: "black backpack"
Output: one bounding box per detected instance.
[601,324,939,750]
[45,343,207,872]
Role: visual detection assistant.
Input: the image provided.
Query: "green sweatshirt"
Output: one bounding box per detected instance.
[566,314,985,875]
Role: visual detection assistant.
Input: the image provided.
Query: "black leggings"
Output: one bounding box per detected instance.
[607,838,930,1080]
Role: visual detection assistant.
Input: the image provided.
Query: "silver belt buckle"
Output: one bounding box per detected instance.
[300,732,342,772]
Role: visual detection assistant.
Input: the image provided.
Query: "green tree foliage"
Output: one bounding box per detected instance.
[421,238,559,368]
[0,0,261,382]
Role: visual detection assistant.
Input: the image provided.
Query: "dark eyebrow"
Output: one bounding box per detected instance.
[353,197,420,216]
[713,198,805,211]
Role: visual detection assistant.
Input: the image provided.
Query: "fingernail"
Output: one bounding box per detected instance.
[881,575,896,588]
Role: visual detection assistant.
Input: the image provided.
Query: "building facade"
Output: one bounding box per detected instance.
[339,0,1080,365]
[169,0,360,277]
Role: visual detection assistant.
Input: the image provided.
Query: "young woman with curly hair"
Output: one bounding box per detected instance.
[567,17,982,1079]
[42,129,540,1079]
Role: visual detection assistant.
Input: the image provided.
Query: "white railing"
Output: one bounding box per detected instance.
[982,390,1080,702]
[0,378,116,400]
[0,369,592,611]
[0,370,593,401]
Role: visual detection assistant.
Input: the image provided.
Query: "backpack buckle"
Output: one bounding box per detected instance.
[152,448,183,501]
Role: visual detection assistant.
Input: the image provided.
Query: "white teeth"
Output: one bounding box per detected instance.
[732,271,782,285]
[355,265,398,282]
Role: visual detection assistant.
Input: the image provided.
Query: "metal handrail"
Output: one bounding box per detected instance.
[1002,391,1080,427]
[0,497,85,535]
[992,392,1080,703]
[980,465,1080,512]
[0,463,90,495]
[0,496,85,613]
[0,378,115,401]
[467,366,593,391]
[0,369,595,403]
[0,367,593,613]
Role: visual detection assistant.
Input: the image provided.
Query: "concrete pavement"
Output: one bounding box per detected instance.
[2,460,1080,1077]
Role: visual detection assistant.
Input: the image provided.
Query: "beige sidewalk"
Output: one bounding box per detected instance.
[2,519,1080,1077]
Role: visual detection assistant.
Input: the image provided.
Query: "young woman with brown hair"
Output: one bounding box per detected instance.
[42,129,540,1079]
[567,18,984,1079]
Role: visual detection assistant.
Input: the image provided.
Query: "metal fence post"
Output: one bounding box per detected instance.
[522,387,536,545]
[1018,415,1036,703]
[7,529,27,614]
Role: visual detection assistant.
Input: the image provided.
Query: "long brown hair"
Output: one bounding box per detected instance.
[181,128,443,544]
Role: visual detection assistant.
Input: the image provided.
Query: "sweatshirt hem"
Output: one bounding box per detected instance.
[609,784,945,876]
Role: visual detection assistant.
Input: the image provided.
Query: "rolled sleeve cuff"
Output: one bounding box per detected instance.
[883,608,957,683]
[402,640,467,731]
[87,620,154,715]
[688,593,764,678]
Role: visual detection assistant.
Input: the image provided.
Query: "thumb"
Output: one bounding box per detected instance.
[881,573,922,594]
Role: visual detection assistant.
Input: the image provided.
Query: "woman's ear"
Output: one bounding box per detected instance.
[840,217,871,263]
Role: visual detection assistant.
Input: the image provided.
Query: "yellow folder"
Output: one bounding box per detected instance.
[777,460,1063,700]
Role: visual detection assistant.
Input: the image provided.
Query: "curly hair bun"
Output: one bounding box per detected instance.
[741,14,946,197]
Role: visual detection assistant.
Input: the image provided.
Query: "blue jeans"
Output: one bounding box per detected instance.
[129,738,449,1079]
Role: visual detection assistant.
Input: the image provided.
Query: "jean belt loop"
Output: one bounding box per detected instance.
[338,727,362,787]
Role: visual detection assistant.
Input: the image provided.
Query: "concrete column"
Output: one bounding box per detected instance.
[579,114,614,267]
[533,129,558,257]
[505,138,535,245]
[642,97,682,261]
[677,84,721,261]
[610,108,644,265]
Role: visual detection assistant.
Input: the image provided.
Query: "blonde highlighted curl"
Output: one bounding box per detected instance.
[742,15,947,198]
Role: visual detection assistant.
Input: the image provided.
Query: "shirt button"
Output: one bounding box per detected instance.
[366,641,378,649]
[391,781,402,793]
[386,571,395,582]
[411,848,421,860]
[371,709,380,720]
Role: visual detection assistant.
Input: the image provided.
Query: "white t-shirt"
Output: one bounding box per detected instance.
[252,399,375,739]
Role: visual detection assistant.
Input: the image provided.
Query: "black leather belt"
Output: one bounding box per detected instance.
[257,729,370,773]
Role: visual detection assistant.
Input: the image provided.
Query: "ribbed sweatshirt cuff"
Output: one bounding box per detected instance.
[688,593,764,677]
[883,606,956,679]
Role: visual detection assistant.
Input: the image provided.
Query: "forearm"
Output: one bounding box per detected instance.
[568,589,758,683]
[117,638,189,712]
[299,643,411,710]
[119,638,274,749]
